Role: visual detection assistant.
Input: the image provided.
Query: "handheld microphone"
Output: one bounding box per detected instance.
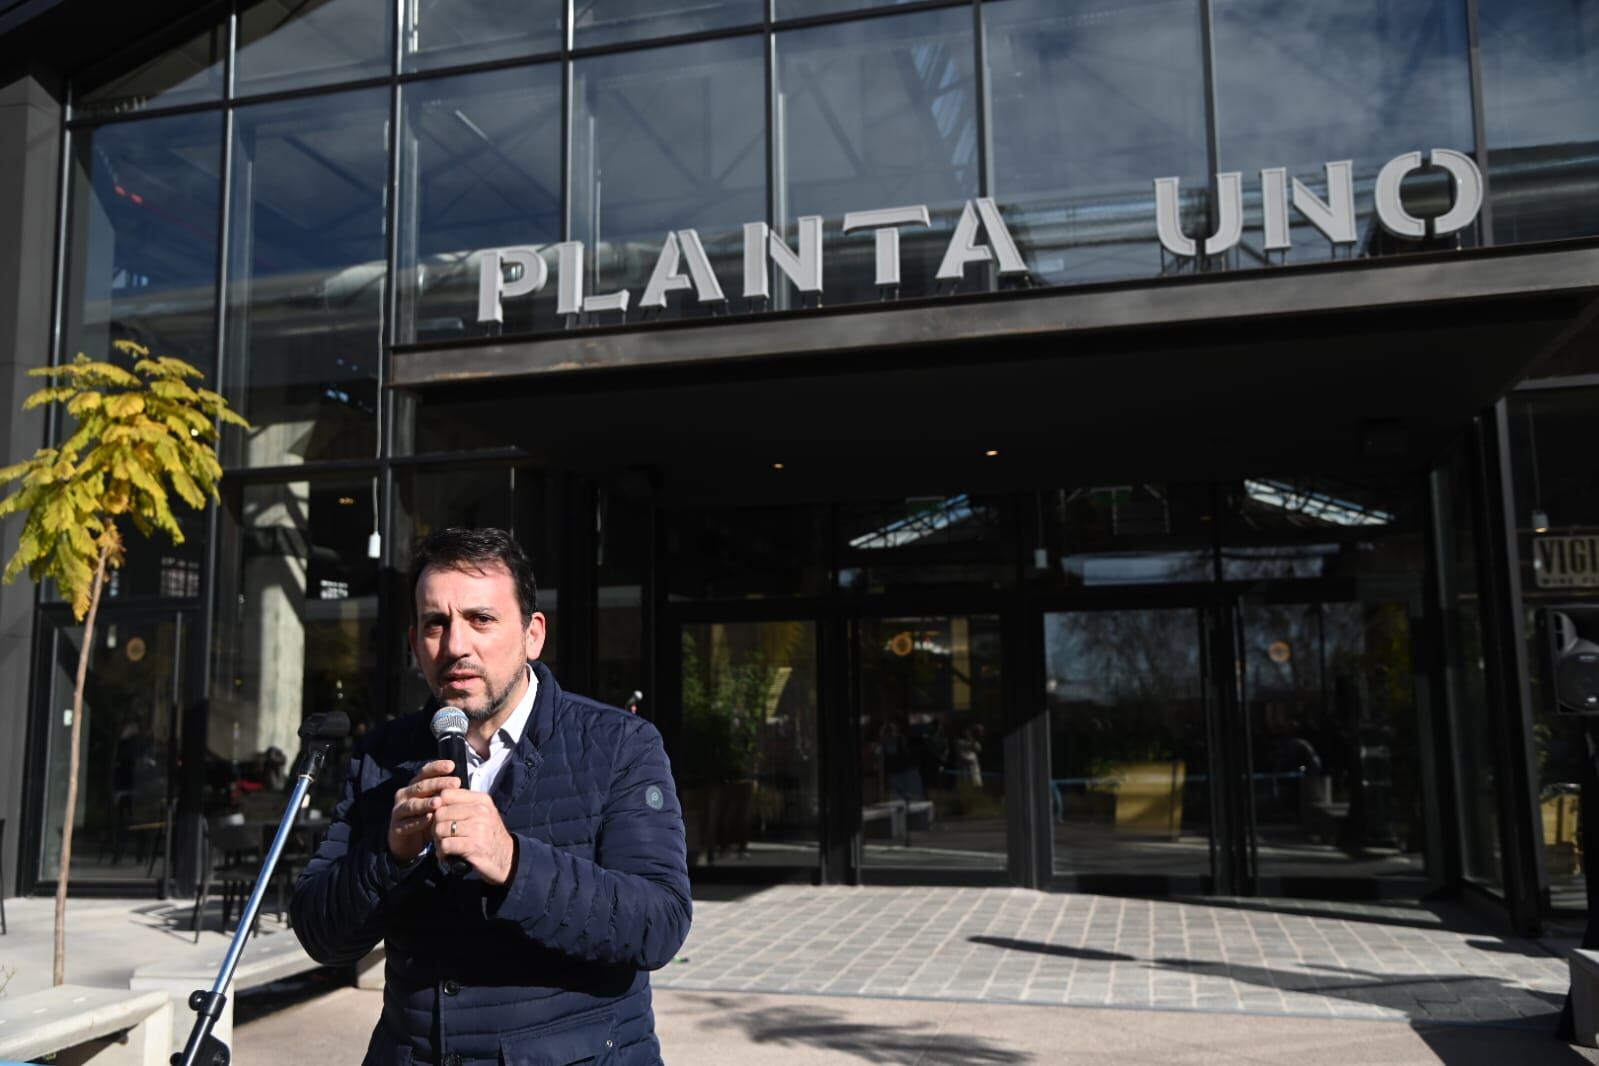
[429,706,471,874]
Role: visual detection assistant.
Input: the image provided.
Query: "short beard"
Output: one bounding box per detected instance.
[442,665,523,722]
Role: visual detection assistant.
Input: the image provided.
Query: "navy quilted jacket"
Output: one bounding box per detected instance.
[291,662,691,1065]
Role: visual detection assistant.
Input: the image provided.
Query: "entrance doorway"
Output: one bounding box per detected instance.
[855,614,1006,875]
[31,608,190,891]
[1044,591,1430,897]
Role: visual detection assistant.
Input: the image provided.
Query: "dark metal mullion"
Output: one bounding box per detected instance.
[560,0,573,244]
[1422,464,1467,893]
[1464,0,1494,246]
[1198,0,1223,269]
[972,0,991,199]
[186,2,238,897]
[20,77,77,894]
[773,0,968,34]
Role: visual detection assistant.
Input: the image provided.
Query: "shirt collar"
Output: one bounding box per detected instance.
[494,662,538,750]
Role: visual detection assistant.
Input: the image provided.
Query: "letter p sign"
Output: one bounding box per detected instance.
[478,246,549,325]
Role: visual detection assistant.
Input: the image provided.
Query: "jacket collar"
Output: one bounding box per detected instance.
[523,659,561,753]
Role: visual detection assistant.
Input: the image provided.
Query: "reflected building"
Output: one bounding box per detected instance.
[0,0,1596,935]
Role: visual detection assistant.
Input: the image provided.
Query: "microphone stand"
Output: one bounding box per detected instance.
[172,733,339,1066]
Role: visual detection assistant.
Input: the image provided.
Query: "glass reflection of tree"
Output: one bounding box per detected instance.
[680,624,801,785]
[1055,611,1202,774]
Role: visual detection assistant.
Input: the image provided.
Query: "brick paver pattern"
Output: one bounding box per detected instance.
[653,887,1570,1025]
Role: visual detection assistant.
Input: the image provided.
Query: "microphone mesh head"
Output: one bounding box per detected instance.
[430,706,469,739]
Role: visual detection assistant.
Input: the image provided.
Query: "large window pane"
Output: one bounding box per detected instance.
[398,64,564,344]
[404,0,563,73]
[570,38,765,326]
[1242,600,1427,895]
[74,23,225,119]
[987,0,1209,286]
[212,479,379,816]
[573,0,762,49]
[236,0,393,96]
[1046,609,1210,885]
[677,621,819,871]
[225,89,387,465]
[776,8,978,306]
[39,614,185,885]
[1480,0,1599,245]
[858,614,1004,871]
[62,113,222,377]
[1213,0,1477,266]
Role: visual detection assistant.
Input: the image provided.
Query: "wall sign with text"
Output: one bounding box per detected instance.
[1535,535,1599,590]
[473,149,1485,331]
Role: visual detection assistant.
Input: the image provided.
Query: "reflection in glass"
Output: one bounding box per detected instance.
[1480,0,1599,245]
[397,64,564,343]
[236,0,393,96]
[1212,0,1476,265]
[1046,609,1209,883]
[573,0,762,49]
[986,0,1209,285]
[75,23,225,118]
[858,615,1004,870]
[62,112,222,380]
[404,0,563,72]
[665,507,827,600]
[571,37,764,324]
[1035,485,1214,589]
[776,0,917,19]
[1242,601,1426,893]
[1219,477,1421,582]
[40,616,182,884]
[677,622,820,870]
[225,90,387,464]
[837,495,1014,593]
[776,8,978,306]
[1507,389,1599,909]
[213,480,379,816]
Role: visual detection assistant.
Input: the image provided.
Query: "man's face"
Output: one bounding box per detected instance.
[409,562,546,721]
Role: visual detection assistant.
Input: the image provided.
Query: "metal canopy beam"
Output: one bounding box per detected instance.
[392,242,1599,388]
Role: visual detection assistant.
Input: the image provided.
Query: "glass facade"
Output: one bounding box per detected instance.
[17,0,1594,921]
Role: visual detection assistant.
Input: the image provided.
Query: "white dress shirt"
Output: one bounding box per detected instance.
[465,664,537,794]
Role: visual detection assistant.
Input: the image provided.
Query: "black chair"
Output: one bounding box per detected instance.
[191,817,271,942]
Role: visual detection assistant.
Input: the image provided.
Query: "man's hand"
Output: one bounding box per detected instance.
[432,788,517,886]
[388,760,459,864]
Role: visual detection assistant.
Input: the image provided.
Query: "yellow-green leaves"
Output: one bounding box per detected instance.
[0,348,250,620]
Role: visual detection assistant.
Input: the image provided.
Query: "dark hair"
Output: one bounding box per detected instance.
[409,527,538,624]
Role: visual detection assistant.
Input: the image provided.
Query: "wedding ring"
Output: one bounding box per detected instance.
[450,820,458,837]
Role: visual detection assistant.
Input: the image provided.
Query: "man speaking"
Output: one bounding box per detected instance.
[291,527,691,1064]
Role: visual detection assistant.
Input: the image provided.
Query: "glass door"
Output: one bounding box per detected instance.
[1044,607,1213,889]
[677,619,821,873]
[37,610,186,888]
[1239,598,1430,896]
[855,614,1006,873]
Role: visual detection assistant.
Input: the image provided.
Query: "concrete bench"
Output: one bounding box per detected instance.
[130,931,319,1053]
[1570,948,1599,1046]
[0,984,172,1066]
[862,801,905,841]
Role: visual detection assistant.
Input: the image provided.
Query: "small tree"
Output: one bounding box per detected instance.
[0,340,247,985]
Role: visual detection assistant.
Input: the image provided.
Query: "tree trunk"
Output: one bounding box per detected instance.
[53,540,111,987]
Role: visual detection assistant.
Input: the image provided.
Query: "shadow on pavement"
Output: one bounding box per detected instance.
[685,993,1028,1064]
[969,935,1135,962]
[1164,895,1488,934]
[1150,955,1564,1020]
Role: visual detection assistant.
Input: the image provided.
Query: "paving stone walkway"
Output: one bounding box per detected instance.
[653,887,1572,1027]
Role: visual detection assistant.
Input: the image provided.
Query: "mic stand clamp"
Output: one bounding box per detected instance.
[172,740,335,1066]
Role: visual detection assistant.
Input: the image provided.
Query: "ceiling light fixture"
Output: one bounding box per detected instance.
[984,449,999,458]
[1533,508,1550,535]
